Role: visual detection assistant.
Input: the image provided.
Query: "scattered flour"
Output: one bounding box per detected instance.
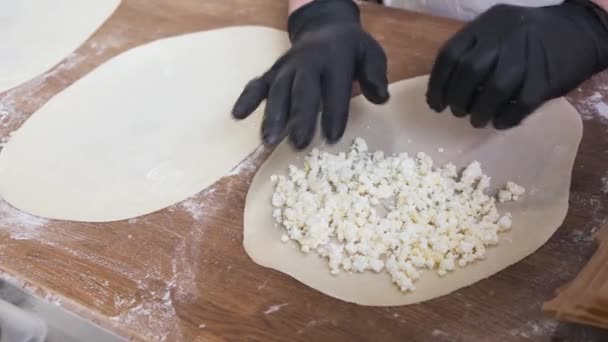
[0,200,49,240]
[0,131,12,148]
[508,320,559,339]
[113,296,136,310]
[257,280,269,290]
[579,91,608,121]
[0,96,18,129]
[169,205,209,304]
[227,145,266,176]
[570,229,594,244]
[177,187,218,221]
[43,292,63,306]
[88,34,126,57]
[179,199,205,221]
[296,319,337,334]
[595,102,608,120]
[601,174,608,194]
[264,303,288,314]
[198,324,206,329]
[110,280,177,341]
[431,329,449,338]
[569,192,606,231]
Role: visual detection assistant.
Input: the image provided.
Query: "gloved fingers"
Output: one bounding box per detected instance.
[232,54,288,119]
[450,106,468,117]
[357,35,390,104]
[494,32,546,129]
[321,61,355,143]
[445,42,498,120]
[232,77,270,119]
[469,30,527,128]
[289,70,322,149]
[262,70,295,145]
[492,100,535,129]
[427,30,476,112]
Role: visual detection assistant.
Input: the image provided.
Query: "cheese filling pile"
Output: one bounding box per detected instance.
[270,138,525,292]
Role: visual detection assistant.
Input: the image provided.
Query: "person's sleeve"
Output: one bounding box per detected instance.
[570,0,608,29]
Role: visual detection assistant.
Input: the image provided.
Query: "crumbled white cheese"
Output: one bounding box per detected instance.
[281,234,290,242]
[498,181,526,203]
[270,138,525,292]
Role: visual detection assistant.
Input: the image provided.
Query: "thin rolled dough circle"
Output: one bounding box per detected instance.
[244,75,583,306]
[0,26,290,222]
[0,0,121,93]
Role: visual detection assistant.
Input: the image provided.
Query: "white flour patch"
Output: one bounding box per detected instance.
[227,145,265,177]
[570,229,594,244]
[264,303,288,314]
[88,33,126,57]
[508,320,558,339]
[431,329,449,338]
[595,102,608,120]
[198,324,206,329]
[170,224,204,303]
[0,83,22,124]
[169,182,218,304]
[257,280,269,290]
[0,200,49,240]
[171,246,196,302]
[42,52,87,86]
[297,319,336,334]
[178,187,218,221]
[179,199,205,221]
[1,130,13,139]
[579,91,608,121]
[0,95,20,128]
[601,174,608,193]
[110,280,177,342]
[113,295,136,310]
[43,292,63,306]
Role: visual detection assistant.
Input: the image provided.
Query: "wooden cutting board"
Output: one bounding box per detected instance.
[1,1,608,341]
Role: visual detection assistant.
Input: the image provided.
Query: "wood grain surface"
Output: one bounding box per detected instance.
[1,1,608,341]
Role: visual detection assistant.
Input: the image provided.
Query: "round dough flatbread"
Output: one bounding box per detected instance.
[244,75,583,306]
[0,0,121,93]
[0,26,290,222]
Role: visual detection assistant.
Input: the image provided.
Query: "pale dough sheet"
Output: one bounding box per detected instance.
[244,75,583,306]
[0,26,290,222]
[0,0,121,93]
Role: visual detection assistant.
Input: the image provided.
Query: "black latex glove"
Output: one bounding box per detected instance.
[232,0,389,149]
[427,0,608,129]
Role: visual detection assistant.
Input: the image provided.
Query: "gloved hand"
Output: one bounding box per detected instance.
[232,0,389,149]
[427,0,608,129]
